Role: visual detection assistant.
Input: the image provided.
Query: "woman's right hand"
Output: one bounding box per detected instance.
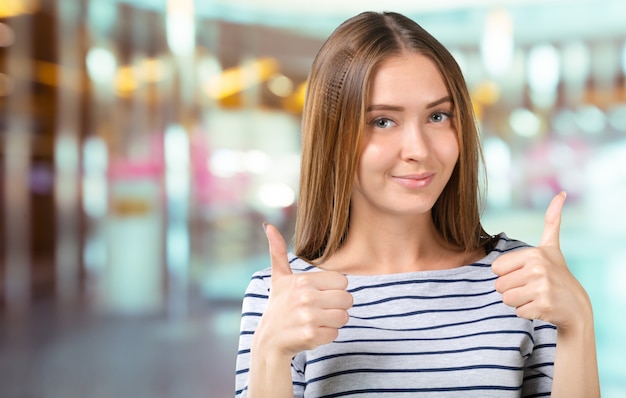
[255,223,353,360]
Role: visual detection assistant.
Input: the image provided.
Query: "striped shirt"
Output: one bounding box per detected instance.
[235,234,556,397]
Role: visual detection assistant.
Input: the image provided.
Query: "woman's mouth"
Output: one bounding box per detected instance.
[391,173,435,189]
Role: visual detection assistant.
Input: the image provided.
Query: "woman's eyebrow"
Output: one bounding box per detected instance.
[366,104,404,112]
[427,96,452,108]
[366,96,452,112]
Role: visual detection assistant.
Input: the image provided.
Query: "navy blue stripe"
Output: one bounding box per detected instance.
[523,373,548,381]
[348,276,498,293]
[254,270,501,282]
[492,244,529,253]
[318,385,522,398]
[342,314,523,333]
[243,293,268,299]
[534,343,556,350]
[308,364,523,384]
[523,393,552,398]
[535,324,557,331]
[306,345,520,365]
[350,299,502,320]
[237,349,250,355]
[352,289,496,307]
[290,256,319,272]
[335,329,533,344]
[241,311,262,318]
[469,262,492,267]
[528,362,554,370]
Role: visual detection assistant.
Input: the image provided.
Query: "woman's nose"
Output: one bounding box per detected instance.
[400,123,429,161]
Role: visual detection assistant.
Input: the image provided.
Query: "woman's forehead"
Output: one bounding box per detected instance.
[367,54,449,105]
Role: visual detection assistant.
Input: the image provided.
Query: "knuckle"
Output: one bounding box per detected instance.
[299,308,315,325]
[533,280,552,303]
[536,279,550,295]
[501,290,513,305]
[293,274,310,289]
[345,292,354,308]
[328,271,348,289]
[494,278,503,293]
[301,326,318,348]
[537,297,553,314]
[515,307,532,319]
[528,263,546,279]
[336,291,352,309]
[299,291,315,306]
[327,328,340,342]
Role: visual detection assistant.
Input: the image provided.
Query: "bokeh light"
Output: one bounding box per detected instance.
[2,1,626,397]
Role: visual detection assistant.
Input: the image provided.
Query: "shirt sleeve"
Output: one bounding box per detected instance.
[521,319,557,397]
[234,269,306,398]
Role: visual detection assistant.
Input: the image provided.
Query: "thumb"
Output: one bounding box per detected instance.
[263,223,293,282]
[540,191,567,248]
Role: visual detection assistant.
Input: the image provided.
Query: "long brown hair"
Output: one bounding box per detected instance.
[295,11,491,263]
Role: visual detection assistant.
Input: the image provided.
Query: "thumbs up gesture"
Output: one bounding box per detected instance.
[492,192,591,332]
[256,223,353,360]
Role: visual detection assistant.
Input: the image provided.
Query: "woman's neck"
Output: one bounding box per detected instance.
[321,213,477,275]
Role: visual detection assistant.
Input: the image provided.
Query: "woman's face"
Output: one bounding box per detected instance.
[352,53,459,219]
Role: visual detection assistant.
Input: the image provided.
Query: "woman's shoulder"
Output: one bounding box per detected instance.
[489,233,532,253]
[475,233,532,266]
[250,254,319,280]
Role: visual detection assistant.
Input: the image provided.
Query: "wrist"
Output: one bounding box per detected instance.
[251,322,294,364]
[557,293,594,340]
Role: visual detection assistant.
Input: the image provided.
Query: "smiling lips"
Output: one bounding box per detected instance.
[391,173,435,189]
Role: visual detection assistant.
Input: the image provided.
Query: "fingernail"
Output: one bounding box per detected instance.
[262,222,268,234]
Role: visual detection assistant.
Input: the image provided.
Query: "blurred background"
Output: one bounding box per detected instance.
[0,0,625,397]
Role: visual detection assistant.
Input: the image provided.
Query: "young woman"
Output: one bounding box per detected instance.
[235,11,599,397]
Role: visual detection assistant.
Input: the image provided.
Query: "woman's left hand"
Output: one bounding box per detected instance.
[492,192,592,332]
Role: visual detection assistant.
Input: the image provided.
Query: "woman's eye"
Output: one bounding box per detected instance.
[430,112,451,123]
[371,118,394,128]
